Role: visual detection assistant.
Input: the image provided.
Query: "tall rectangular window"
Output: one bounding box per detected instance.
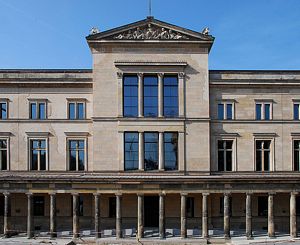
[30,102,46,120]
[0,139,8,170]
[294,140,300,171]
[163,76,178,117]
[256,140,271,171]
[256,103,271,120]
[218,103,233,120]
[218,140,233,171]
[0,102,7,119]
[144,132,158,170]
[33,196,45,216]
[164,132,178,170]
[68,102,85,119]
[68,140,85,171]
[30,139,47,170]
[294,104,300,120]
[144,76,158,117]
[187,197,195,218]
[124,132,139,170]
[123,75,138,117]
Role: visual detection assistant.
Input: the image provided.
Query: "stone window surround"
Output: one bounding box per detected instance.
[292,99,300,120]
[291,133,300,171]
[28,98,48,120]
[215,134,238,172]
[26,132,50,171]
[0,132,11,171]
[0,98,9,119]
[66,98,87,120]
[117,71,185,118]
[217,99,235,120]
[254,99,273,120]
[253,133,276,172]
[65,135,88,171]
[120,130,183,172]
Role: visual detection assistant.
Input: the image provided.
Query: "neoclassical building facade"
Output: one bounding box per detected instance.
[0,17,300,241]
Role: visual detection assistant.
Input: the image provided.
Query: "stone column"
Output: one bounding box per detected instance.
[137,194,144,239]
[72,193,79,239]
[178,72,185,117]
[202,193,209,238]
[158,73,164,117]
[94,193,101,239]
[158,132,164,171]
[246,193,252,239]
[180,193,187,239]
[224,193,230,239]
[49,193,57,238]
[138,73,143,117]
[159,193,166,239]
[290,192,297,238]
[27,193,33,239]
[3,192,10,238]
[116,194,122,239]
[138,132,144,170]
[268,193,275,238]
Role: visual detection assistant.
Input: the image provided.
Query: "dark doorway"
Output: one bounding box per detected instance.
[144,196,159,227]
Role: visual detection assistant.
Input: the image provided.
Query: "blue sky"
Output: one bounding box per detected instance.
[0,0,299,70]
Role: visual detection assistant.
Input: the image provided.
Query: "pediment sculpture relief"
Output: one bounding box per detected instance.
[113,24,189,40]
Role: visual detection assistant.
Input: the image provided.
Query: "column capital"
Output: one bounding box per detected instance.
[117,72,123,79]
[26,192,33,197]
[246,192,253,196]
[224,192,231,197]
[158,73,164,78]
[291,191,299,195]
[115,192,122,197]
[71,192,79,196]
[159,192,166,197]
[137,73,143,78]
[3,192,10,197]
[93,192,101,197]
[268,192,276,196]
[137,193,144,197]
[180,192,188,197]
[49,192,56,196]
[202,193,210,196]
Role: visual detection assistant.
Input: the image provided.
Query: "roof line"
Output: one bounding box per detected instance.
[0,69,92,73]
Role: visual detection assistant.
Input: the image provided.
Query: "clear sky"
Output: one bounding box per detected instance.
[0,0,299,70]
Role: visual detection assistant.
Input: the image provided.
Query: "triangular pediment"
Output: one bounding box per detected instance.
[86,17,214,42]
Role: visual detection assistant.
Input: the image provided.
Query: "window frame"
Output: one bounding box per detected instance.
[124,132,139,171]
[0,99,8,119]
[67,99,86,120]
[143,75,159,117]
[293,100,300,120]
[255,100,273,120]
[123,75,139,117]
[28,99,47,120]
[217,100,235,120]
[66,137,87,171]
[28,137,49,171]
[163,75,179,118]
[144,131,159,171]
[254,135,275,172]
[164,132,178,171]
[215,136,237,172]
[291,134,300,171]
[0,137,9,171]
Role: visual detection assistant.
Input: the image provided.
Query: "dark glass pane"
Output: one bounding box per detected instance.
[0,140,7,149]
[264,104,270,120]
[256,150,262,171]
[78,150,85,170]
[226,151,232,171]
[144,132,158,170]
[1,150,7,170]
[39,103,46,119]
[256,140,262,150]
[226,141,233,149]
[40,140,46,149]
[0,103,7,119]
[164,133,178,170]
[264,151,270,171]
[70,141,77,149]
[218,150,224,171]
[144,76,158,117]
[78,140,85,149]
[40,150,46,170]
[31,150,38,170]
[77,103,84,119]
[69,150,77,170]
[164,76,178,117]
[218,140,224,149]
[256,104,262,120]
[226,104,233,120]
[124,132,139,170]
[123,76,138,117]
[294,149,299,171]
[69,103,76,119]
[264,140,271,149]
[30,103,37,119]
[294,104,299,120]
[218,104,224,120]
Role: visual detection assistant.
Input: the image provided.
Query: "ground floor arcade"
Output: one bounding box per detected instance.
[0,191,299,240]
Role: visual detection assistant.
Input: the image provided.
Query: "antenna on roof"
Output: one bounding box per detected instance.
[148,0,153,17]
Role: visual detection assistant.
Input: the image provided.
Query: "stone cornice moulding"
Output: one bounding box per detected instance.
[26,132,52,137]
[64,132,91,137]
[253,133,277,137]
[0,132,13,137]
[291,132,300,137]
[114,61,187,67]
[215,133,240,137]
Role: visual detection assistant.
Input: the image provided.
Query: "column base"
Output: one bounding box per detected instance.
[246,235,253,240]
[224,235,231,240]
